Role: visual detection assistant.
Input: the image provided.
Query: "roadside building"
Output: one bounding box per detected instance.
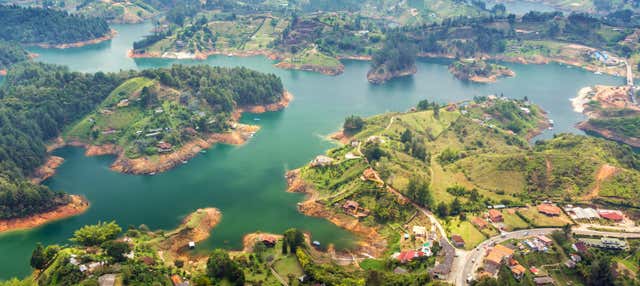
[396,250,425,263]
[536,235,553,246]
[566,207,599,220]
[451,235,465,248]
[488,209,503,222]
[430,237,454,279]
[537,204,562,216]
[471,217,488,229]
[510,264,526,280]
[579,237,628,250]
[413,226,427,238]
[485,244,515,268]
[534,276,555,286]
[572,242,588,253]
[597,210,624,222]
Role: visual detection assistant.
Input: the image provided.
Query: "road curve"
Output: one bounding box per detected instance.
[455,228,560,286]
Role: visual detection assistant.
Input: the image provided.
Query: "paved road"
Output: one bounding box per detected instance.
[455,228,559,286]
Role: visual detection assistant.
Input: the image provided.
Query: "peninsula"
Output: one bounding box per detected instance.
[573,85,640,147]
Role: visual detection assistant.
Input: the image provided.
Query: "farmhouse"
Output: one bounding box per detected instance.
[537,204,561,216]
[451,235,465,248]
[597,209,624,222]
[471,217,488,229]
[488,209,503,222]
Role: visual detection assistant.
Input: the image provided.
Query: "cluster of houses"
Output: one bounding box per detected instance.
[480,238,559,285]
[520,235,554,253]
[579,237,628,250]
[564,205,625,222]
[393,225,435,263]
[589,50,621,66]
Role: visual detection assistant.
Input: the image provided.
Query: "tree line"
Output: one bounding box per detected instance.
[0,5,110,44]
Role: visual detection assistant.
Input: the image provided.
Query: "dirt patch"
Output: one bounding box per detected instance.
[0,195,89,233]
[285,169,387,258]
[241,232,283,253]
[30,156,64,184]
[584,164,618,200]
[237,91,293,113]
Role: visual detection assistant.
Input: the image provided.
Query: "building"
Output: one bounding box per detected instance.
[170,275,189,286]
[598,210,624,222]
[537,204,562,216]
[413,226,427,237]
[342,200,359,214]
[510,264,526,280]
[157,141,173,153]
[99,274,117,286]
[260,235,277,247]
[572,242,588,253]
[570,254,582,262]
[488,209,503,222]
[534,276,555,286]
[580,237,628,250]
[451,235,465,248]
[396,250,425,263]
[536,235,553,246]
[430,237,454,279]
[471,217,488,229]
[311,155,334,167]
[485,244,515,268]
[566,206,599,220]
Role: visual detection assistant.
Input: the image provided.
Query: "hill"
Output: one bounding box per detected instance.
[0,5,112,46]
[63,64,288,174]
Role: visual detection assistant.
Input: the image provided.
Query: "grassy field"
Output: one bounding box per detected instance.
[501,210,530,231]
[273,255,304,278]
[446,217,487,250]
[281,47,343,69]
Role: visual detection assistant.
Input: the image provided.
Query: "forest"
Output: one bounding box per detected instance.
[0,63,125,219]
[0,41,29,70]
[0,5,110,44]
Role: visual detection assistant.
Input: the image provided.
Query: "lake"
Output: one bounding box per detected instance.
[0,22,623,279]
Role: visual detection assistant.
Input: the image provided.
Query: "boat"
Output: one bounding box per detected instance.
[254,118,261,121]
[200,150,207,154]
[548,119,555,125]
[312,241,321,247]
[182,160,188,164]
[149,172,156,176]
[594,71,602,75]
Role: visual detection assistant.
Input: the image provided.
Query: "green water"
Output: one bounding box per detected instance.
[0,23,624,279]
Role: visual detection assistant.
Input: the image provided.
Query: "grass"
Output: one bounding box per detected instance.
[359,258,385,271]
[517,207,572,227]
[446,217,487,250]
[502,210,530,231]
[282,47,343,69]
[273,255,304,278]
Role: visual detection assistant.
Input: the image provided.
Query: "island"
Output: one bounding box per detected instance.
[448,58,515,83]
[367,34,417,84]
[573,85,640,147]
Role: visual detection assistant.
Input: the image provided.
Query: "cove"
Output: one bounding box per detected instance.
[0,22,624,280]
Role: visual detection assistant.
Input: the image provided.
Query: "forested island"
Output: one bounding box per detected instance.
[0,5,112,47]
[448,59,515,83]
[366,34,417,84]
[0,62,288,231]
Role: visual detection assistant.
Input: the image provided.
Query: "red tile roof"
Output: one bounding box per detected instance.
[537,204,561,216]
[599,211,623,221]
[397,250,424,263]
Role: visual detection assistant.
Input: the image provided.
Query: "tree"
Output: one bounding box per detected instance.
[436,202,449,217]
[450,197,462,216]
[401,129,413,143]
[70,221,122,246]
[588,258,613,286]
[417,99,430,110]
[206,249,245,285]
[406,176,433,208]
[343,115,364,133]
[363,143,385,162]
[283,228,305,254]
[102,240,131,262]
[30,243,47,270]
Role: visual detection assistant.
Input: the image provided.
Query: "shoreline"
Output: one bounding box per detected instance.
[285,169,387,258]
[43,91,292,176]
[0,195,89,234]
[367,64,417,84]
[26,29,117,49]
[0,69,6,76]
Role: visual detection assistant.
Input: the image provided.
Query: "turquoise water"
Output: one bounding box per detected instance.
[0,23,623,279]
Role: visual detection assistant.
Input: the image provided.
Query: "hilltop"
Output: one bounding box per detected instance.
[448,58,515,83]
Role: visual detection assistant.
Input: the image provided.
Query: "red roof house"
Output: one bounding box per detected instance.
[488,209,503,222]
[537,204,561,216]
[598,210,624,221]
[397,250,425,263]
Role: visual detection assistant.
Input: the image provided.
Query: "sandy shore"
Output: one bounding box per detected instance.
[572,86,594,113]
[0,69,6,76]
[30,156,64,184]
[27,30,117,49]
[0,195,89,233]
